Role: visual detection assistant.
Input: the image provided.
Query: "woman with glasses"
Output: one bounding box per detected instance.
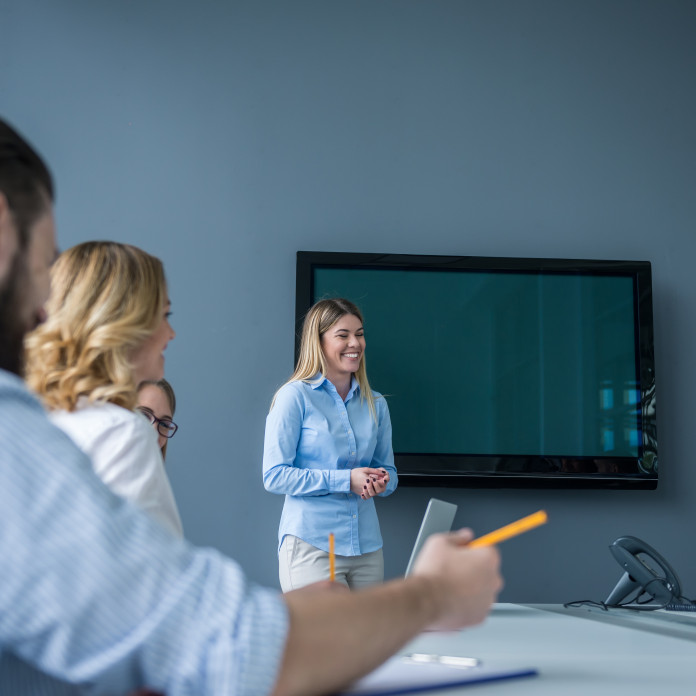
[24,241,183,537]
[137,378,178,460]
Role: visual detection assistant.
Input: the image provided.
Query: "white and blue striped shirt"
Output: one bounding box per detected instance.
[0,369,288,695]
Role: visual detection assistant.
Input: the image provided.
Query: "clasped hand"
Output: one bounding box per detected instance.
[350,467,389,500]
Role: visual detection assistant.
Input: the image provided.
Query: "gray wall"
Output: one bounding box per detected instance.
[3,0,695,602]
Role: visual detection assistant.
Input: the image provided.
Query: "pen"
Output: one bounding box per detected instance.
[329,532,335,581]
[403,653,481,668]
[467,510,548,548]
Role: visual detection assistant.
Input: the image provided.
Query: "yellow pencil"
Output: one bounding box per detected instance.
[467,510,548,548]
[329,532,335,581]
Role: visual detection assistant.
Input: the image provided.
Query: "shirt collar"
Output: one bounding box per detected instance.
[308,373,326,389]
[310,373,360,399]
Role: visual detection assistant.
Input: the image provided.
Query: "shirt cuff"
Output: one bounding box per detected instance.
[330,469,351,492]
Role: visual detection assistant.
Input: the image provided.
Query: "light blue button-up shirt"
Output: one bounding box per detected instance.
[0,369,288,695]
[263,375,398,557]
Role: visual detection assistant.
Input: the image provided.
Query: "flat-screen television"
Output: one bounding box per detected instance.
[295,251,657,490]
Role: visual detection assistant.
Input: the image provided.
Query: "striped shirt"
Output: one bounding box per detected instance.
[0,369,288,695]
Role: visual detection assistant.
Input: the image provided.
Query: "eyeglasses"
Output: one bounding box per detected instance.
[137,407,179,439]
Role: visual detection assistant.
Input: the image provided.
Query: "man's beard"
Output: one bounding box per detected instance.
[0,251,31,376]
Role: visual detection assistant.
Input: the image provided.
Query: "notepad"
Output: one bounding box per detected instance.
[337,655,538,695]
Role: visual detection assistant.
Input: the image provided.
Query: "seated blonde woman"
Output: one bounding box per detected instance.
[24,241,183,537]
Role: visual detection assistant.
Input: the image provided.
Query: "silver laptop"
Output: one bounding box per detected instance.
[404,498,458,576]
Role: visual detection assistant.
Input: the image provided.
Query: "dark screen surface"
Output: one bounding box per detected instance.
[297,252,657,489]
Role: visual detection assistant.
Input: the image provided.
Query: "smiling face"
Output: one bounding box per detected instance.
[130,300,175,385]
[320,313,365,387]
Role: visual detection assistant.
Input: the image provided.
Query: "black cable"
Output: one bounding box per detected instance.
[564,590,696,612]
[563,599,610,610]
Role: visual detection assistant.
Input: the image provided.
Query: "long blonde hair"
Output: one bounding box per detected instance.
[274,298,377,421]
[24,241,167,411]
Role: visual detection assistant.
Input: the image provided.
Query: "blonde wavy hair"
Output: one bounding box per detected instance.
[24,241,167,412]
[274,298,377,421]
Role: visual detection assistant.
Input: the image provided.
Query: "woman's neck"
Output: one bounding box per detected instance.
[326,372,352,401]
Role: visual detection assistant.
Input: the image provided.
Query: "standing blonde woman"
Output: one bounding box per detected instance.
[263,298,397,591]
[24,241,182,537]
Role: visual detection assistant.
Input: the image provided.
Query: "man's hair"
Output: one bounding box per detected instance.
[24,241,167,412]
[0,118,54,248]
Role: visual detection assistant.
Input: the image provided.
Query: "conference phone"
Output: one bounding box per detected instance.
[603,535,696,609]
[566,535,694,610]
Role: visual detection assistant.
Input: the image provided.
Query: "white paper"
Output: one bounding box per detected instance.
[338,655,537,695]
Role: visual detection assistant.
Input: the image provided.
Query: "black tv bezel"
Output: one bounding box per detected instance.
[296,251,657,490]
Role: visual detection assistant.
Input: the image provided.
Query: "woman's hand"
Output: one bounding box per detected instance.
[350,467,389,499]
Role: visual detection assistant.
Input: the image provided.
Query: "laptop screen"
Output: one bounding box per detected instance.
[405,498,458,576]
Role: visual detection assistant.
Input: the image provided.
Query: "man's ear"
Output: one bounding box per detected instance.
[0,192,19,281]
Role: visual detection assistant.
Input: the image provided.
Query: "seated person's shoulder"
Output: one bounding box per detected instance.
[0,370,48,421]
[50,400,152,449]
[0,371,94,473]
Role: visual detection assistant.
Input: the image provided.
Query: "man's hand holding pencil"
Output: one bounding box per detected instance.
[411,510,547,630]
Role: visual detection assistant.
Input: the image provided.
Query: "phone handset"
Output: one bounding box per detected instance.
[605,535,681,607]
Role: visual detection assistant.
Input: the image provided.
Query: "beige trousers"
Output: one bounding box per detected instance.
[279,534,384,592]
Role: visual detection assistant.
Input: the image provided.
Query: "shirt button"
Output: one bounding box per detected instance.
[353,515,356,518]
[351,451,356,455]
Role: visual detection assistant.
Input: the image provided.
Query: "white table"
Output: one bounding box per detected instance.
[397,603,696,694]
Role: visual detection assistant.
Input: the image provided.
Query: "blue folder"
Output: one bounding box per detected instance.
[336,656,538,695]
